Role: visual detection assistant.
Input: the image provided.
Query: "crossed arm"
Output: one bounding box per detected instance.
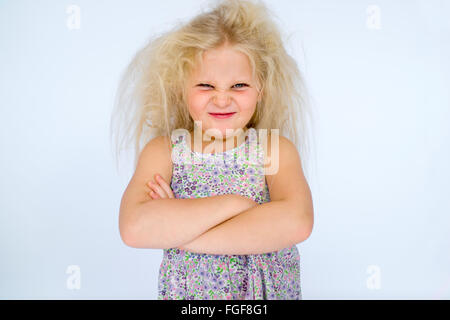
[176,197,312,255]
[146,135,314,255]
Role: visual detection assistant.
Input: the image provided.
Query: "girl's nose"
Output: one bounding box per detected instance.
[213,91,231,106]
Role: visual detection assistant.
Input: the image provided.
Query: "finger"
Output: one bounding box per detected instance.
[148,190,160,199]
[155,175,175,199]
[149,182,167,198]
[147,180,168,199]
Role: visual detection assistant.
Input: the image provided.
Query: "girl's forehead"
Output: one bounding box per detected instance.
[189,70,252,80]
[189,63,254,81]
[186,49,257,84]
[193,49,252,71]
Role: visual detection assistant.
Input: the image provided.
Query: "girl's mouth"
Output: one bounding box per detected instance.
[208,112,236,119]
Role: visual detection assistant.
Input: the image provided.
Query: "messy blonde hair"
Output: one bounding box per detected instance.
[110,0,315,179]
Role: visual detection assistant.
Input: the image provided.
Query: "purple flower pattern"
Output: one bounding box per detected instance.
[158,128,302,300]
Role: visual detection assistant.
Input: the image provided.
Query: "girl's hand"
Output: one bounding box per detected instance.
[147,174,175,199]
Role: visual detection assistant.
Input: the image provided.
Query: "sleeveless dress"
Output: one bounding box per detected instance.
[157,127,302,300]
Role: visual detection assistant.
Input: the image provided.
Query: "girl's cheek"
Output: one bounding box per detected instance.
[189,92,209,104]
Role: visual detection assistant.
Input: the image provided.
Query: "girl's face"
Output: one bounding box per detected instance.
[185,45,261,140]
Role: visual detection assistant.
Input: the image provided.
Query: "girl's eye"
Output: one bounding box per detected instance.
[197,83,248,89]
[233,83,248,89]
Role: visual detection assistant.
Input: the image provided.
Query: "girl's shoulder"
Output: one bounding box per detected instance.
[263,131,298,181]
[144,135,174,181]
[150,134,174,163]
[121,135,173,220]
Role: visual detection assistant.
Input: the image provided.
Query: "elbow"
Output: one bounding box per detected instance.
[118,204,172,249]
[121,230,138,248]
[119,217,139,248]
[303,208,314,241]
[300,223,313,242]
[118,205,143,248]
[293,223,313,244]
[293,205,314,243]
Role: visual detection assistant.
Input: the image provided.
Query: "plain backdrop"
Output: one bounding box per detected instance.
[1,0,449,299]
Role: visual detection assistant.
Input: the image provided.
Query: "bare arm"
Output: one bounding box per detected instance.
[118,135,258,249]
[177,133,314,255]
[178,198,311,255]
[127,194,257,249]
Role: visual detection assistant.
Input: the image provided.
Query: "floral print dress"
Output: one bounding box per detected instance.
[157,127,302,300]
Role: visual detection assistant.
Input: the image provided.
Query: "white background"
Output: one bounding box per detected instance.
[1,0,449,299]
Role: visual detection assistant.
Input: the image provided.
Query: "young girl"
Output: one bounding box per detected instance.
[111,0,314,300]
